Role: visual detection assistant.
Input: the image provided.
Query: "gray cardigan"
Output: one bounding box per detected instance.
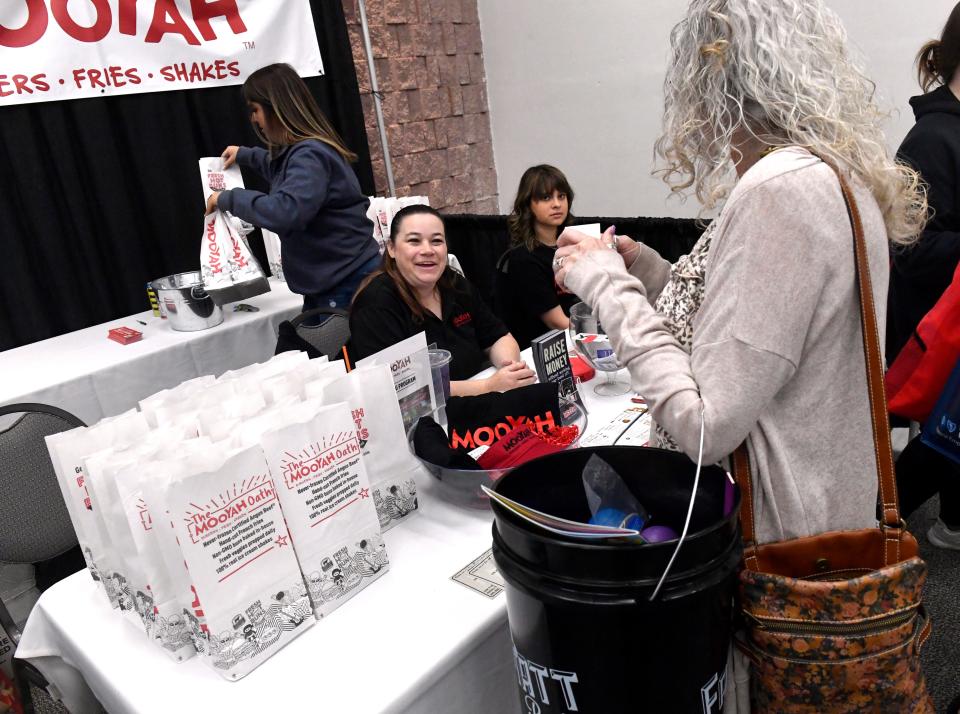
[564,148,887,544]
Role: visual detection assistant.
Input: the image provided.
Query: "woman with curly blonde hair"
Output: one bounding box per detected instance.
[554,1,925,541]
[552,2,929,708]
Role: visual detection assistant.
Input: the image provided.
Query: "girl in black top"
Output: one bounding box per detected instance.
[350,205,535,396]
[494,165,582,347]
[891,4,960,549]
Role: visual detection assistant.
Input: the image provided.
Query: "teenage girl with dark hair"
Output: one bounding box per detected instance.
[891,3,960,549]
[206,63,379,313]
[350,205,535,396]
[493,165,581,347]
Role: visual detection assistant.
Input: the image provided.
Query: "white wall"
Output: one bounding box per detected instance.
[478,1,954,218]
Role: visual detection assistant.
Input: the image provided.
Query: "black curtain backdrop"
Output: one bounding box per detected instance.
[0,1,372,352]
[443,214,706,317]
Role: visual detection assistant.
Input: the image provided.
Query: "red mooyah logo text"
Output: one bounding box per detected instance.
[206,218,222,274]
[230,235,248,269]
[281,438,360,490]
[187,482,275,543]
[1,0,249,49]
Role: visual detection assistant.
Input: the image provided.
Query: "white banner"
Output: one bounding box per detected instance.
[0,1,324,106]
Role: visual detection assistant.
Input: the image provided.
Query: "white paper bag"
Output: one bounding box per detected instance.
[163,445,313,680]
[356,332,436,432]
[259,401,388,616]
[45,411,150,604]
[139,376,215,427]
[137,445,223,663]
[262,228,283,280]
[200,209,270,306]
[318,365,421,530]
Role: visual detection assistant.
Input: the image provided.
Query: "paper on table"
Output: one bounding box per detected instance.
[481,486,640,539]
[579,406,650,447]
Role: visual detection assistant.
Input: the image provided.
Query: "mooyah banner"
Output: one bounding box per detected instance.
[0,1,324,106]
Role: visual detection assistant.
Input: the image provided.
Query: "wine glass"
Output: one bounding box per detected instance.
[568,302,631,396]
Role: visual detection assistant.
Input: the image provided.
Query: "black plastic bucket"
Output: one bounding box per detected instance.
[491,446,741,714]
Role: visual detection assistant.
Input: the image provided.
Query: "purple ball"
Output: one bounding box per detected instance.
[640,525,679,543]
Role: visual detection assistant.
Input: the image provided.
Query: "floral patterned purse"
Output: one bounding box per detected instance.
[732,169,934,713]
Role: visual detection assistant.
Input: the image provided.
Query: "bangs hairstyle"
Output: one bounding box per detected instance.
[243,63,357,162]
[507,165,575,251]
[354,204,458,322]
[655,0,926,245]
[916,2,960,92]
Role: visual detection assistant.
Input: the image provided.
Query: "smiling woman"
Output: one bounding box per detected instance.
[349,205,535,397]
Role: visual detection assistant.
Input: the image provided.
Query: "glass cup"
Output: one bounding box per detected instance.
[568,302,631,396]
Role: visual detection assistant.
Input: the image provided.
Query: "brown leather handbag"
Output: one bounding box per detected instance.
[733,168,934,713]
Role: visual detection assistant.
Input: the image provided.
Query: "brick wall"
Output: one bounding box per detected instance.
[341,0,499,214]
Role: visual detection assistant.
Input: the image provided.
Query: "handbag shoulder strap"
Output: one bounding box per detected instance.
[734,163,902,569]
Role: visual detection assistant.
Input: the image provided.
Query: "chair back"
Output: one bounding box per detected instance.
[282,308,351,360]
[0,403,84,565]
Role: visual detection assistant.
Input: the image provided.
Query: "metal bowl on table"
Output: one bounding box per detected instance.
[151,271,223,331]
[407,400,588,509]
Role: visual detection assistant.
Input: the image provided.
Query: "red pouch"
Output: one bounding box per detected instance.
[477,423,564,470]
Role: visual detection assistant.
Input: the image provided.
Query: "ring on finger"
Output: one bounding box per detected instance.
[553,255,566,270]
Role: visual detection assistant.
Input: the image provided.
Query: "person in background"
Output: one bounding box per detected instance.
[350,205,534,396]
[494,165,581,347]
[889,3,960,549]
[206,63,379,314]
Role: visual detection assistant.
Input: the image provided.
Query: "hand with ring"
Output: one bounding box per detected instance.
[552,225,618,288]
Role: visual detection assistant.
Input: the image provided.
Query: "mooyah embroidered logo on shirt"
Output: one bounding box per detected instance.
[453,312,472,327]
[450,412,557,450]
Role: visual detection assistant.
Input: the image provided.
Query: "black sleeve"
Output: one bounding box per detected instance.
[896,129,960,287]
[348,281,415,362]
[464,278,508,350]
[504,249,563,317]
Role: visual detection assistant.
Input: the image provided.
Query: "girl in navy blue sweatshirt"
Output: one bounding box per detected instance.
[207,63,379,312]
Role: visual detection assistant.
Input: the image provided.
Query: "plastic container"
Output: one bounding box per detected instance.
[428,348,452,407]
[151,272,223,332]
[491,446,740,713]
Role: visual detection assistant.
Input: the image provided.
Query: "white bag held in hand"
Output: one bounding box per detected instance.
[319,365,421,530]
[164,445,313,680]
[201,209,270,306]
[200,156,284,281]
[260,401,389,616]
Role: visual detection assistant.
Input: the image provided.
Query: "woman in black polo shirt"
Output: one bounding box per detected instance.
[494,165,582,347]
[350,205,535,396]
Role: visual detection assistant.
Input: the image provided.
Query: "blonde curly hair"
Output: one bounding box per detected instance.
[654,0,926,245]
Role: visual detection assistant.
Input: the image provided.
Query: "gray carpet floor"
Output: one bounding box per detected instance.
[907,495,960,714]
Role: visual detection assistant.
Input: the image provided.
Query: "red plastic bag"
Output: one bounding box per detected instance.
[886,260,960,422]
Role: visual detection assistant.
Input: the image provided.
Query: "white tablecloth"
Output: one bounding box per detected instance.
[0,279,302,425]
[15,359,643,713]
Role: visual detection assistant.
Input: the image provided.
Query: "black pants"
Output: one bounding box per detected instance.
[895,434,960,527]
